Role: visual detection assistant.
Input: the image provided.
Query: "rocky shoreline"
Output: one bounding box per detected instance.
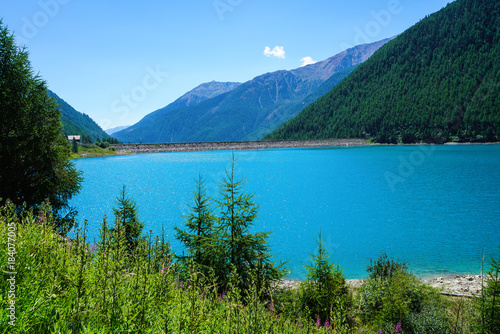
[278,275,487,297]
[111,139,369,154]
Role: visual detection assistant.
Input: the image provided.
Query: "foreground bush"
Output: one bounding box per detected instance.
[358,255,452,333]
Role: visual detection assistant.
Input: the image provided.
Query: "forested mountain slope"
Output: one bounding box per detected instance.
[114,81,241,143]
[265,0,500,143]
[49,90,110,143]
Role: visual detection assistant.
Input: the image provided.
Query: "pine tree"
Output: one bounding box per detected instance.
[0,22,82,228]
[72,138,79,154]
[111,185,144,253]
[301,231,351,325]
[216,153,286,294]
[174,174,216,277]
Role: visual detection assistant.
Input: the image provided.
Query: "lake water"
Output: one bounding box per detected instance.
[70,145,500,279]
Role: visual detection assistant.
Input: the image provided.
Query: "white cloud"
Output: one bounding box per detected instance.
[264,46,285,59]
[300,56,317,67]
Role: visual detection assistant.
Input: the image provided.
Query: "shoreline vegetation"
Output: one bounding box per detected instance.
[69,138,500,159]
[2,203,498,332]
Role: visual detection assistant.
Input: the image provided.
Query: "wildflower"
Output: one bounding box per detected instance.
[394,322,402,333]
[90,243,97,252]
[220,292,226,302]
[316,316,321,327]
[268,301,274,311]
[324,320,332,329]
[37,214,45,222]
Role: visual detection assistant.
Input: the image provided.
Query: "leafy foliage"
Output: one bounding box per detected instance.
[266,0,500,143]
[0,22,82,225]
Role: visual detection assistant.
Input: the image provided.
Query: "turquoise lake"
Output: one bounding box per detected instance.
[70,145,500,279]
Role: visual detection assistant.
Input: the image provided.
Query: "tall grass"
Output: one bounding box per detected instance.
[0,201,322,333]
[0,200,494,333]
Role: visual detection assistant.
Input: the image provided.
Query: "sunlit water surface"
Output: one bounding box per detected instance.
[70,145,500,279]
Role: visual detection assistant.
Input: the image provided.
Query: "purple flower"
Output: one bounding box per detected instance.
[316,316,321,327]
[324,320,332,329]
[37,214,45,222]
[394,322,402,333]
[219,292,226,302]
[268,302,274,311]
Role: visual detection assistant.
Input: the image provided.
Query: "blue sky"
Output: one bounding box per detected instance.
[0,0,451,130]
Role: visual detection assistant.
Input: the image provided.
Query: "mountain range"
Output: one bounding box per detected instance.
[114,38,392,143]
[266,0,500,143]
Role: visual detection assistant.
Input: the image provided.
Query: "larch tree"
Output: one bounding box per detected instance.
[0,22,82,232]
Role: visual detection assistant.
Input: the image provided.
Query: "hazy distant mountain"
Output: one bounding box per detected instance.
[49,90,110,142]
[114,81,241,142]
[114,38,392,143]
[266,0,500,143]
[106,125,130,136]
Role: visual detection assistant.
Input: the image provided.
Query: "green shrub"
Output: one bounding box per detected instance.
[367,252,408,280]
[358,256,451,333]
[98,141,110,148]
[408,306,452,334]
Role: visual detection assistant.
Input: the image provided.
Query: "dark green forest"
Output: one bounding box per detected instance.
[265,0,500,143]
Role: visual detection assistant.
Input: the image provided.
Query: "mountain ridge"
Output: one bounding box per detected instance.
[114,38,392,143]
[114,81,241,141]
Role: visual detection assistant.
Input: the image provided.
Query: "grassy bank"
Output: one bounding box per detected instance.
[70,144,128,159]
[1,200,498,333]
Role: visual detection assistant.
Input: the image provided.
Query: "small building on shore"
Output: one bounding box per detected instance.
[67,135,81,143]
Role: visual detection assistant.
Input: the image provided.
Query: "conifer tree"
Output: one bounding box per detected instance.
[301,231,351,325]
[72,138,79,154]
[111,185,144,253]
[216,153,286,294]
[174,174,216,277]
[0,22,82,229]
